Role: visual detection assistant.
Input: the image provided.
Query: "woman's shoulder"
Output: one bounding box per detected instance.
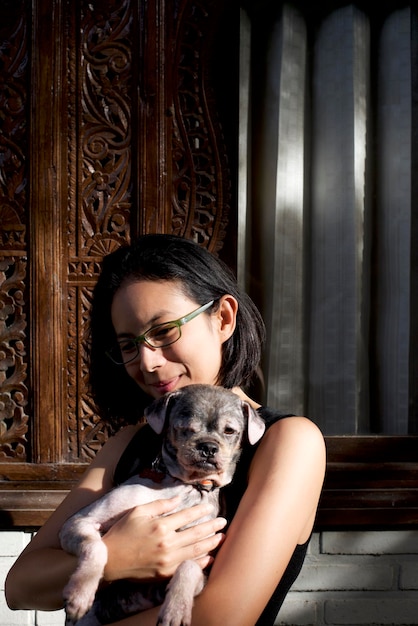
[254,413,326,497]
[257,405,294,426]
[260,411,325,464]
[249,409,326,496]
[257,404,324,443]
[263,412,324,443]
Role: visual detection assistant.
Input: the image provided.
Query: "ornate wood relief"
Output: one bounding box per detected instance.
[65,0,231,459]
[71,0,133,258]
[0,0,29,461]
[0,257,28,461]
[67,0,135,460]
[0,0,231,466]
[170,0,230,254]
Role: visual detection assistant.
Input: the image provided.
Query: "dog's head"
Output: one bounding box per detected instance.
[145,384,266,488]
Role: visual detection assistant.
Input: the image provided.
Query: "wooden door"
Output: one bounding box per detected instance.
[0,0,236,526]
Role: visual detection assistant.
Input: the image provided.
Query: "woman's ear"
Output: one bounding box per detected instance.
[215,294,238,343]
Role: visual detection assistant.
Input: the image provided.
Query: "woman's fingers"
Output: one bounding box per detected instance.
[137,497,228,538]
[137,498,228,554]
[162,508,227,566]
[103,497,227,582]
[137,495,182,517]
[176,515,227,546]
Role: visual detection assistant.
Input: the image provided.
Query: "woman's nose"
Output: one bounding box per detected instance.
[137,342,165,371]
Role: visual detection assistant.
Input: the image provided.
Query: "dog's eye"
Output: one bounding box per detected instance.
[174,422,199,435]
[224,427,237,435]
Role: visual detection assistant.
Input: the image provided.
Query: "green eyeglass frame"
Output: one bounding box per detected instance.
[106,300,215,365]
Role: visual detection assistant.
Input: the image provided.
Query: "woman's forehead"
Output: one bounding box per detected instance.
[117,277,188,300]
[111,279,196,327]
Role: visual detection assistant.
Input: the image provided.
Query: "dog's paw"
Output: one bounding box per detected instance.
[156,560,204,626]
[64,585,97,622]
[157,599,193,626]
[156,587,193,626]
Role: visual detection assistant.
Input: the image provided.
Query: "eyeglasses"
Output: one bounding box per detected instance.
[106,300,215,365]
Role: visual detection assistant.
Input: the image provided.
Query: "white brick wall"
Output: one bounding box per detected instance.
[1,530,418,625]
[278,531,418,625]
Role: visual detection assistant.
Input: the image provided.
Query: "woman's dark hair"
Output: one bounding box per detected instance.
[89,234,265,428]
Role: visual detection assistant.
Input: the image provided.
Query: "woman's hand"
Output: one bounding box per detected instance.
[103,496,227,582]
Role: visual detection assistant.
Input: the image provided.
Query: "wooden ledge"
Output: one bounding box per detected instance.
[317,436,418,529]
[0,464,86,528]
[1,437,418,529]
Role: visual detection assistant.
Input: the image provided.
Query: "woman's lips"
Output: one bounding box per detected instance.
[150,377,180,395]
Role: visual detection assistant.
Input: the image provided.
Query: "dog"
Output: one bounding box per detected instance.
[60,384,266,626]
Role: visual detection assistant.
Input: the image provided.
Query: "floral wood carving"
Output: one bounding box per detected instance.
[65,0,231,460]
[0,0,29,461]
[68,0,133,261]
[66,0,134,460]
[171,0,230,255]
[0,0,232,464]
[0,258,28,461]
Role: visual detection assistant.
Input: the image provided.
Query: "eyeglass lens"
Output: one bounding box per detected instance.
[107,300,214,365]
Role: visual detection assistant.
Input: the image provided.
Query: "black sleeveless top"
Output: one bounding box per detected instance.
[114,406,310,626]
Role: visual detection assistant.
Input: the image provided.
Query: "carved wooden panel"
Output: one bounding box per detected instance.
[169,0,230,252]
[0,0,232,469]
[65,0,231,460]
[67,0,135,461]
[0,0,30,462]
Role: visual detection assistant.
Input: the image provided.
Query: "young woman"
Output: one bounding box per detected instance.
[5,234,326,626]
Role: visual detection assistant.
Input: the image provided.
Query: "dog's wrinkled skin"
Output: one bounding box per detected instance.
[60,385,265,626]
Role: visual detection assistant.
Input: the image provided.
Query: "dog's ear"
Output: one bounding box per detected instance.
[243,403,266,445]
[145,391,179,434]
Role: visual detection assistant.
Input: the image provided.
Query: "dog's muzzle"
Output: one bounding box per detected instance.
[197,441,219,459]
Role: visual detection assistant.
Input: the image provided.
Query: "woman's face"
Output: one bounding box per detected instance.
[110,279,236,400]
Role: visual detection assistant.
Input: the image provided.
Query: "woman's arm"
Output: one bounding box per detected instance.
[5,425,138,610]
[5,425,226,611]
[106,416,326,626]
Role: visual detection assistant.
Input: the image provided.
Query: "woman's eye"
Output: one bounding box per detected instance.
[148,324,177,343]
[119,340,137,353]
[152,326,172,339]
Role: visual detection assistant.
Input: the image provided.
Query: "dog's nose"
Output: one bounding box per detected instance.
[197,442,219,458]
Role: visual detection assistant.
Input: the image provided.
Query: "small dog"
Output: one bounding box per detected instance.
[60,384,266,626]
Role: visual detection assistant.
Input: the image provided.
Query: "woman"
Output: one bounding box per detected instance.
[6,234,326,626]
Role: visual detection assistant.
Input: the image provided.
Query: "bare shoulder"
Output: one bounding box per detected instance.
[259,414,323,446]
[248,416,326,506]
[257,415,325,470]
[266,415,325,449]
